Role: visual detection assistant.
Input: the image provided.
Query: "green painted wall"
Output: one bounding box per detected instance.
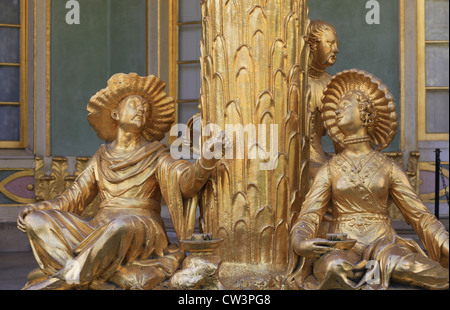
[50,0,147,156]
[49,0,401,156]
[308,0,401,152]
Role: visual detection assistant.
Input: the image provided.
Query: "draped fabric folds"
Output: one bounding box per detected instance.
[286,151,449,290]
[25,141,199,289]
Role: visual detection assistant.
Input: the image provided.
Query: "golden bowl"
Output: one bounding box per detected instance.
[331,239,357,251]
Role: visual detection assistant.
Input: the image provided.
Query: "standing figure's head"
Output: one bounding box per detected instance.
[87,73,175,142]
[321,69,398,150]
[308,20,340,71]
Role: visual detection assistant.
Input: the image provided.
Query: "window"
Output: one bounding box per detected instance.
[417,0,449,141]
[0,0,28,148]
[169,0,201,142]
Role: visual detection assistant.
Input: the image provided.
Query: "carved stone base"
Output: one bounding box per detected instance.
[170,234,224,290]
[217,263,286,290]
[170,254,223,290]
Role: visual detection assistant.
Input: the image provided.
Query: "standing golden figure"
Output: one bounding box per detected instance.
[307,20,340,180]
[197,0,310,289]
[307,20,340,237]
[287,69,449,290]
[17,73,227,290]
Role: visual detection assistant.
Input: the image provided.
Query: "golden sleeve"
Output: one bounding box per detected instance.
[156,153,209,241]
[291,163,332,244]
[179,158,215,199]
[32,157,99,215]
[389,161,449,262]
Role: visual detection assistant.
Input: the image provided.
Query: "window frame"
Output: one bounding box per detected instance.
[168,0,201,144]
[0,0,28,148]
[416,0,449,142]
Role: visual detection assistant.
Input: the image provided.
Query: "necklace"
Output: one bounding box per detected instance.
[340,150,376,185]
[343,135,370,145]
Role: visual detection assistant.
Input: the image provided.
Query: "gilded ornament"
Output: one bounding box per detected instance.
[287,69,449,290]
[197,0,310,289]
[307,20,340,180]
[18,73,228,290]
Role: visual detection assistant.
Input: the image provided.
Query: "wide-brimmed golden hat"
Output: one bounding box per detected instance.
[87,73,175,142]
[321,69,398,150]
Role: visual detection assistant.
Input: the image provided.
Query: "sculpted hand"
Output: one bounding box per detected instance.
[200,130,232,168]
[17,202,52,233]
[294,238,339,259]
[17,204,36,233]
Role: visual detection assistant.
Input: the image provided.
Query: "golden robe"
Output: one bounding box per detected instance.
[288,151,449,290]
[24,141,203,289]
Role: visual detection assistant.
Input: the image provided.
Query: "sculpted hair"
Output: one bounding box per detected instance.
[308,20,337,54]
[347,89,377,134]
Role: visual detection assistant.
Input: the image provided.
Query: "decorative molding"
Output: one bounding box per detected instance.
[0,169,35,205]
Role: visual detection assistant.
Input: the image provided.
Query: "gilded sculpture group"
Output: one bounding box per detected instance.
[17,16,448,290]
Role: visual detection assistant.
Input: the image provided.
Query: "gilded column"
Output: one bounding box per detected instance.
[198,0,310,288]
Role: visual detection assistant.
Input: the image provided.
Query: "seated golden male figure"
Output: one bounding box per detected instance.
[17,73,228,290]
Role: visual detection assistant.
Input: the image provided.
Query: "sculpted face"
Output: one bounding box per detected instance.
[312,29,339,69]
[112,95,149,132]
[335,93,364,136]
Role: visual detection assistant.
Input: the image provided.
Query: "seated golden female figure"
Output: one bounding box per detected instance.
[288,69,449,290]
[17,73,227,290]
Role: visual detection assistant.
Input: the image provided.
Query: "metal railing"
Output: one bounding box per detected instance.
[434,148,450,219]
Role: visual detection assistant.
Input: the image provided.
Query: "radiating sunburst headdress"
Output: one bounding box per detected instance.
[87,73,175,142]
[321,69,398,150]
